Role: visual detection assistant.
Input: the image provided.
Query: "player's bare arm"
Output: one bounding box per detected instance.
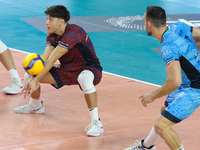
[140,61,182,107]
[23,46,69,98]
[42,45,55,61]
[35,46,69,83]
[152,61,182,99]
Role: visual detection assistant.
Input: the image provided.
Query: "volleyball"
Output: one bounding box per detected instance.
[23,53,46,75]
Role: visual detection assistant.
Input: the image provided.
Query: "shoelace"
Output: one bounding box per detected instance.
[7,80,17,88]
[84,124,92,132]
[9,79,22,88]
[84,120,100,132]
[128,140,144,150]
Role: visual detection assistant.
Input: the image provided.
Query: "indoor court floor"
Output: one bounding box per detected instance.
[0,0,200,150]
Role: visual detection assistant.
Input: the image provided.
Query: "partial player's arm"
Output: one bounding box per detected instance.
[192,27,200,50]
[35,46,68,83]
[152,61,182,98]
[23,45,69,98]
[42,45,55,61]
[140,61,182,107]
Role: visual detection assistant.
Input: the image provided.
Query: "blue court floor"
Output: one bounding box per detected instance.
[1,0,200,85]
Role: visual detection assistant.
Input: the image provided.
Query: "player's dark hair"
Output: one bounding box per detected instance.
[45,5,70,23]
[146,6,166,28]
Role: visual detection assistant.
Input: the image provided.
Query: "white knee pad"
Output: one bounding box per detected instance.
[77,70,96,94]
[0,40,8,54]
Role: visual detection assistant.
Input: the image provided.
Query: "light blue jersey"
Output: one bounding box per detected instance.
[161,22,200,88]
[160,22,200,123]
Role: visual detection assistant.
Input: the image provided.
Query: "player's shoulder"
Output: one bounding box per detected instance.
[172,21,186,26]
[67,23,84,31]
[47,33,56,38]
[163,22,188,41]
[169,22,190,33]
[65,23,86,38]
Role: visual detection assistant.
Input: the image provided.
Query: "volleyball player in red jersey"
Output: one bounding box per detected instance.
[15,5,104,137]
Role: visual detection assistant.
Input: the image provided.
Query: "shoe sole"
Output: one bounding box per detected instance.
[2,92,21,95]
[2,89,22,95]
[87,129,104,137]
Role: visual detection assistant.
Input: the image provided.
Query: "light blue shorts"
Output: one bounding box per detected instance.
[162,85,200,123]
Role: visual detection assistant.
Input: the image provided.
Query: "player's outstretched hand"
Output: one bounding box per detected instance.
[139,90,155,107]
[20,78,32,99]
[20,77,39,99]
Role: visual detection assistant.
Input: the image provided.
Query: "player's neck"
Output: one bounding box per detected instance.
[154,26,168,43]
[55,23,67,37]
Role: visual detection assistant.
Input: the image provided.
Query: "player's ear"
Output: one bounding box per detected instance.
[147,20,152,28]
[59,19,65,25]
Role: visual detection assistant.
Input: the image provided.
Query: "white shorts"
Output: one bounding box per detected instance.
[0,40,8,53]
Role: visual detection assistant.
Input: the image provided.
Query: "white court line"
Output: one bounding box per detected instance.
[9,47,161,88]
[103,71,161,87]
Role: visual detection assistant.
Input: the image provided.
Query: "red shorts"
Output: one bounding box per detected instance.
[49,65,102,89]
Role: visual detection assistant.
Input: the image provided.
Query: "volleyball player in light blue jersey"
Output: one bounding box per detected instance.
[124,6,200,150]
[161,21,200,122]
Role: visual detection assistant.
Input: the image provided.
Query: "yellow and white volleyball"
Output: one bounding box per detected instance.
[23,53,46,75]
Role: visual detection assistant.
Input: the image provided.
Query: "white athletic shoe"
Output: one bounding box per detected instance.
[85,119,104,136]
[14,101,44,114]
[124,140,156,150]
[1,78,23,94]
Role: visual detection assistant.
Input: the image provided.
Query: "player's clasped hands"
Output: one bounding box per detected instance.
[139,89,155,107]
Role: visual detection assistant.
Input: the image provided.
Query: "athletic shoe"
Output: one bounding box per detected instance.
[85,119,104,136]
[1,78,23,94]
[124,140,156,150]
[14,101,44,114]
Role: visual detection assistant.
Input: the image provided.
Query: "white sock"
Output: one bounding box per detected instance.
[177,145,184,150]
[9,68,21,81]
[89,107,99,121]
[30,97,42,108]
[143,126,159,147]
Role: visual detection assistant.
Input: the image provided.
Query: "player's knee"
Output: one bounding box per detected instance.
[0,40,8,54]
[154,122,162,136]
[160,105,166,112]
[154,119,170,136]
[77,70,96,94]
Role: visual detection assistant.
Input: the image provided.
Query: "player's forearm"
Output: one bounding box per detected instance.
[152,78,180,100]
[43,46,54,61]
[34,59,55,83]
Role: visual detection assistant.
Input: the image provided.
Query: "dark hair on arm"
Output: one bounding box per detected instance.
[146,6,166,28]
[45,5,70,23]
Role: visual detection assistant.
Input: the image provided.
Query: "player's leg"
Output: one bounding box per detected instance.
[123,112,180,150]
[154,115,182,150]
[141,104,167,148]
[123,125,157,150]
[14,72,56,114]
[139,105,167,149]
[0,41,23,94]
[156,87,200,150]
[0,48,15,70]
[124,92,176,150]
[77,70,104,136]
